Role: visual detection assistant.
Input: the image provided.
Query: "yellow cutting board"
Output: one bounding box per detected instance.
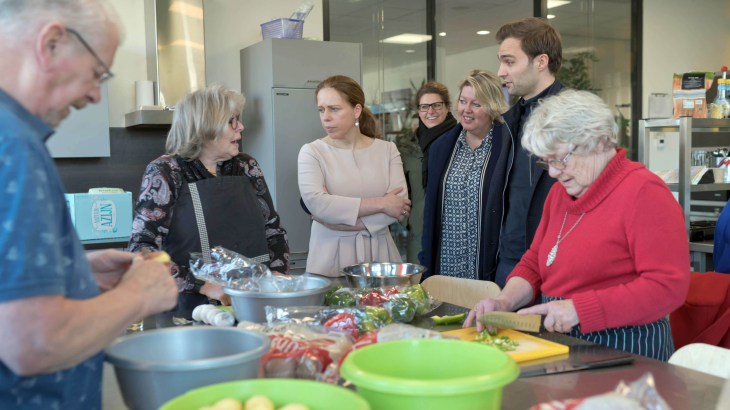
[443,327,569,363]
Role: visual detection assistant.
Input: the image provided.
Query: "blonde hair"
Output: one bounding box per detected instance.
[457,70,509,124]
[521,89,618,158]
[165,84,246,160]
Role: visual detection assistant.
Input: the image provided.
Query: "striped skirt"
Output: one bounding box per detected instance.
[542,295,675,361]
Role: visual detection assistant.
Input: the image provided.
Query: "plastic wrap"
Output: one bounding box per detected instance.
[237,321,353,382]
[528,373,672,410]
[323,284,442,320]
[189,246,308,292]
[265,306,395,339]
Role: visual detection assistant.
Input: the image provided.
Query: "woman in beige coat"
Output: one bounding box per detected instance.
[298,75,411,278]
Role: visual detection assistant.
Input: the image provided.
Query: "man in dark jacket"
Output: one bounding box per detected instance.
[486,18,565,288]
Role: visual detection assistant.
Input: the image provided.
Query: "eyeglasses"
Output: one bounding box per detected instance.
[229,115,241,129]
[536,145,578,171]
[65,27,114,85]
[418,102,445,112]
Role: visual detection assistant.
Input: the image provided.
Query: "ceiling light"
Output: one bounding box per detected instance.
[382,34,432,44]
[477,30,490,35]
[405,49,415,53]
[547,0,571,8]
[547,14,556,19]
[439,32,446,37]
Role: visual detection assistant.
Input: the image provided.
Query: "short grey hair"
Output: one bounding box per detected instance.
[166,84,246,160]
[0,0,125,47]
[521,89,618,158]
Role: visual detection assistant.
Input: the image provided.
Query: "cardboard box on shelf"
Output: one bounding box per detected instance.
[64,192,133,241]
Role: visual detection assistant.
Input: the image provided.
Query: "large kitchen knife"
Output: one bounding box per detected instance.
[519,355,635,378]
[477,312,544,332]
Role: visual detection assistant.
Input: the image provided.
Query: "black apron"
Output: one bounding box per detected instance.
[542,295,675,361]
[163,172,270,311]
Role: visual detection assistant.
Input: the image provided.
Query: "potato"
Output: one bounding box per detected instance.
[212,398,243,410]
[244,395,274,410]
[278,404,310,410]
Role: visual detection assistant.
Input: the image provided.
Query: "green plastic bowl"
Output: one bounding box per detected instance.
[339,338,519,410]
[158,378,370,410]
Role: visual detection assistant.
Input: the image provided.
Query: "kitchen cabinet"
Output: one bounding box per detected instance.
[47,83,111,158]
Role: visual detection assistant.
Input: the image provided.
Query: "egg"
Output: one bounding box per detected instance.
[212,398,243,410]
[244,395,274,410]
[278,404,310,410]
[192,305,207,322]
[212,312,235,327]
[206,308,223,324]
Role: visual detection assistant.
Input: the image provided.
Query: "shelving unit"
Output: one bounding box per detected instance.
[639,118,730,272]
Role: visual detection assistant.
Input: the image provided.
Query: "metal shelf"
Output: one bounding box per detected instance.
[642,118,730,132]
[639,117,730,257]
[666,183,730,192]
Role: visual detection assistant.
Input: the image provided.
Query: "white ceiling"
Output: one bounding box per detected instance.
[329,0,631,67]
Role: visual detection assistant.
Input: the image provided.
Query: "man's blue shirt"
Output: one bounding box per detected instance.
[0,87,104,409]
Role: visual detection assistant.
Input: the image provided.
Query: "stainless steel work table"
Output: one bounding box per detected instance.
[124,302,725,410]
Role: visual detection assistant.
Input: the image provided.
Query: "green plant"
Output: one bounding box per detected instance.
[557,52,601,93]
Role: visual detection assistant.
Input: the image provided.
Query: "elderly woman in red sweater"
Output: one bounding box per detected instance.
[464,90,690,361]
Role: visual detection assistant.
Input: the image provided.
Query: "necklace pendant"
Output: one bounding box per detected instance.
[547,244,558,266]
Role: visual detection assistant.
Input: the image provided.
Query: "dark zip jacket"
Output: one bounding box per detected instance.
[419,123,503,278]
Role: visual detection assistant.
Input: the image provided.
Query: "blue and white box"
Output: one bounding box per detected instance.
[64,192,133,241]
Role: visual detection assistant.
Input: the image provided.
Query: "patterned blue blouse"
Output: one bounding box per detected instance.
[439,127,494,279]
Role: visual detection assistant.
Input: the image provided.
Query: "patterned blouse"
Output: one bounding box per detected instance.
[439,127,494,279]
[128,154,289,292]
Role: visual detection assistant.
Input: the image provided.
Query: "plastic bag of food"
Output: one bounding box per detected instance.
[354,284,440,317]
[672,72,714,118]
[237,321,353,382]
[265,306,393,337]
[528,373,672,410]
[189,246,309,292]
[324,287,357,307]
[336,323,459,368]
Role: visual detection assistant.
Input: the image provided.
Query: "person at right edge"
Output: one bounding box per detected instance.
[490,17,565,289]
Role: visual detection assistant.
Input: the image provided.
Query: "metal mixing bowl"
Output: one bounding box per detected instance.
[341,263,427,288]
[223,275,332,323]
[105,327,269,410]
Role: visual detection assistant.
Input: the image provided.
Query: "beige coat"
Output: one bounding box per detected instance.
[298,139,408,277]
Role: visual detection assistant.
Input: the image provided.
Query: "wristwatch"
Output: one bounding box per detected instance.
[192,279,206,294]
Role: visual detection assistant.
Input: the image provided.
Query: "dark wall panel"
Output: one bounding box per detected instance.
[54,127,168,202]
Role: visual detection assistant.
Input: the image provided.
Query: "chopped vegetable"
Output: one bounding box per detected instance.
[431,313,466,325]
[475,329,520,352]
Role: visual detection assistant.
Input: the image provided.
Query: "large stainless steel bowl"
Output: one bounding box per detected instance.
[105,327,269,410]
[341,263,427,288]
[223,275,332,323]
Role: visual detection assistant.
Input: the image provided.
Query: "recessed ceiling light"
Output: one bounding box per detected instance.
[547,0,571,8]
[405,49,415,53]
[547,14,556,19]
[439,32,446,37]
[382,34,433,44]
[477,30,490,35]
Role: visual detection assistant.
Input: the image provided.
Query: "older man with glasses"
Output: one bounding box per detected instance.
[0,1,177,408]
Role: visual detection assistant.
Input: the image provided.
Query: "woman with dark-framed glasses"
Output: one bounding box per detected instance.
[395,81,458,263]
[129,84,289,310]
[420,70,509,280]
[465,90,689,361]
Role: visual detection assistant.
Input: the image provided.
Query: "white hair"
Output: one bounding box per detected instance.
[521,89,618,158]
[0,0,125,48]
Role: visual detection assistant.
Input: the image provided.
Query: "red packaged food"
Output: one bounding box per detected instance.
[324,313,359,339]
[360,289,388,307]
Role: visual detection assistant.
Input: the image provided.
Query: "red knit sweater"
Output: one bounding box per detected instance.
[507,149,690,334]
